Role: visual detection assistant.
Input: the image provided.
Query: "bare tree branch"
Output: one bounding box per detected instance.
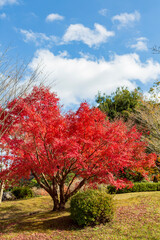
[132,81,160,171]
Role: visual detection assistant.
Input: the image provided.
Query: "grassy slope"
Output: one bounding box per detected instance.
[0,192,160,240]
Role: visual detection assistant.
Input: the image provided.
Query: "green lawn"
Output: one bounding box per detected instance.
[0,192,160,240]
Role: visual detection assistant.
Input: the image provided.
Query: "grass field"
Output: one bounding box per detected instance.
[0,192,160,240]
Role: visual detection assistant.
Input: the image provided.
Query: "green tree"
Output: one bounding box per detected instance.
[96,87,142,121]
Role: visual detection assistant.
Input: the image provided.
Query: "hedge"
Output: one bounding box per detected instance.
[107,182,160,194]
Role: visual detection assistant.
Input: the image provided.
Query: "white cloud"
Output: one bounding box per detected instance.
[112,10,140,29]
[99,8,108,16]
[79,51,96,61]
[46,13,64,22]
[29,49,160,107]
[0,0,18,7]
[63,23,115,47]
[0,12,6,19]
[20,29,58,47]
[58,50,69,58]
[130,37,148,51]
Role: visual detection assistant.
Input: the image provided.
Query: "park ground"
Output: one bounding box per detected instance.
[0,191,160,240]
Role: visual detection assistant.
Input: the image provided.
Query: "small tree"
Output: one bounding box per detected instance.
[0,87,156,210]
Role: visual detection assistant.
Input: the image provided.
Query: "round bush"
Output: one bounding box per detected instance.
[70,189,114,227]
[11,186,33,199]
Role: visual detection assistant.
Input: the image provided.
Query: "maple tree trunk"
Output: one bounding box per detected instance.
[31,173,86,211]
[52,178,87,211]
[49,191,66,211]
[32,172,65,211]
[51,178,61,211]
[52,194,60,211]
[59,182,65,210]
[51,182,66,211]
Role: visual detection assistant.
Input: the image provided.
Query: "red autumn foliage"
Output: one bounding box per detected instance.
[0,86,156,210]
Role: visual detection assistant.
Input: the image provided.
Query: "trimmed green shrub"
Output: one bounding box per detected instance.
[11,186,33,199]
[107,182,160,194]
[70,189,114,227]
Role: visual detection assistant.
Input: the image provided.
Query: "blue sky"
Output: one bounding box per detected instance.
[0,0,160,108]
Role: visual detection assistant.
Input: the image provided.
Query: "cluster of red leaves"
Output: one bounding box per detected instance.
[0,86,156,189]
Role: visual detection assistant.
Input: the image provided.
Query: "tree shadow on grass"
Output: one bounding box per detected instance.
[17,215,77,231]
[0,209,80,234]
[0,205,23,220]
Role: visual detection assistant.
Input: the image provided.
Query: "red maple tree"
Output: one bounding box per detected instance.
[0,87,156,210]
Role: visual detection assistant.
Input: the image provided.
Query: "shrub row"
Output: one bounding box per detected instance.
[107,182,160,194]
